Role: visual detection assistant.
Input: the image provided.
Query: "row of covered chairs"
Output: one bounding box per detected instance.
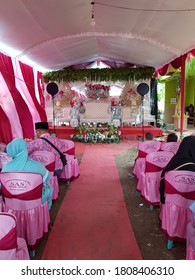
[132,139,195,259]
[133,140,180,179]
[0,138,80,259]
[0,172,48,260]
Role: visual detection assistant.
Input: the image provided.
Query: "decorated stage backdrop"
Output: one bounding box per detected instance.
[44,79,154,127]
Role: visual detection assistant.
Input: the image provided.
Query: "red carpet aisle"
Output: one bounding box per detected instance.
[42,141,142,260]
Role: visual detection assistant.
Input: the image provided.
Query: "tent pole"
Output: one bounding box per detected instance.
[180,55,186,138]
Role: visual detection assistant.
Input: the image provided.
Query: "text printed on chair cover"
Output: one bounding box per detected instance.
[0,172,50,250]
[160,170,195,242]
[133,140,161,180]
[139,151,174,205]
[29,150,59,200]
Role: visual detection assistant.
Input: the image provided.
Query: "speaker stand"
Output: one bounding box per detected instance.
[52,96,56,135]
[141,96,144,141]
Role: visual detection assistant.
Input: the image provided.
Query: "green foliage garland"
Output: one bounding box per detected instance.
[42,67,155,83]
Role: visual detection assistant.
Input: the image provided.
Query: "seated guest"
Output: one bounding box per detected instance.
[166,132,178,142]
[145,132,154,141]
[129,131,155,177]
[159,135,195,204]
[27,122,64,179]
[1,138,53,210]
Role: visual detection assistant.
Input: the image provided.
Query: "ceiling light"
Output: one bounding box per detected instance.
[91,2,95,26]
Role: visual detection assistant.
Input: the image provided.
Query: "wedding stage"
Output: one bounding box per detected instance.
[49,125,163,139]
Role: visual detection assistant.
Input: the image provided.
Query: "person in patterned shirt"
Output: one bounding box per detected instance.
[27,122,64,179]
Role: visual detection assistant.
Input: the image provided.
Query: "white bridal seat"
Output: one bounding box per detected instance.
[80,101,111,125]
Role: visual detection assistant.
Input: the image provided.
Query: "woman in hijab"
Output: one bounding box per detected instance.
[1,138,53,210]
[160,135,195,204]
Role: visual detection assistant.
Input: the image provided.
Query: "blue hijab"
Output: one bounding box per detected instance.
[1,138,53,209]
[2,138,49,182]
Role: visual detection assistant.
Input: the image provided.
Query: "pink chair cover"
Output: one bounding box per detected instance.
[133,141,161,180]
[0,212,30,260]
[160,141,180,155]
[60,139,75,155]
[0,152,11,170]
[59,139,80,181]
[0,172,50,250]
[29,150,59,200]
[141,151,174,205]
[60,153,80,182]
[0,142,6,151]
[160,170,195,241]
[186,213,195,260]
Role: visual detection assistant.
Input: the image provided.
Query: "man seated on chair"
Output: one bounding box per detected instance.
[166,132,178,142]
[27,122,64,179]
[145,132,154,141]
[129,131,155,177]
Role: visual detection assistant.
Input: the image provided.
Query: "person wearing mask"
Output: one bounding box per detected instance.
[1,138,53,210]
[159,135,195,204]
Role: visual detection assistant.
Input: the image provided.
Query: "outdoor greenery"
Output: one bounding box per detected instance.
[42,67,155,83]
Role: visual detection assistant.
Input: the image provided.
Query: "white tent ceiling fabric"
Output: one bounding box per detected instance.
[0,0,195,71]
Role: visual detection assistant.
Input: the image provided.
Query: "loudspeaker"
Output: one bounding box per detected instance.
[137,83,149,96]
[46,82,59,97]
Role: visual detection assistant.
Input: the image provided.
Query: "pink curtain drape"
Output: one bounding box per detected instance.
[0,53,34,139]
[12,58,41,127]
[0,72,23,139]
[19,61,47,121]
[0,105,13,144]
[37,71,45,108]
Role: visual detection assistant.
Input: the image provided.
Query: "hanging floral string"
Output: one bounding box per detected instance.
[85,83,110,100]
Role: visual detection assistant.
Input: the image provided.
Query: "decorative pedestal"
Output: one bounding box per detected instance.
[112,119,121,127]
[70,118,79,128]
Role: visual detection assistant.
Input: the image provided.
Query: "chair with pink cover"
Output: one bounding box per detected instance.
[0,142,6,152]
[59,139,79,183]
[60,139,75,156]
[0,172,50,257]
[186,203,195,260]
[29,150,59,201]
[0,212,30,260]
[133,140,161,180]
[160,141,180,155]
[0,152,11,211]
[0,152,11,171]
[160,170,195,249]
[139,151,174,209]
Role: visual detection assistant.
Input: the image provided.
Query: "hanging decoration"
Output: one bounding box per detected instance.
[85,83,110,100]
[42,67,155,83]
[120,80,142,107]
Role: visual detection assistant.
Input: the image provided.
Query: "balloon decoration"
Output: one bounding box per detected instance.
[137,83,149,96]
[46,82,59,97]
